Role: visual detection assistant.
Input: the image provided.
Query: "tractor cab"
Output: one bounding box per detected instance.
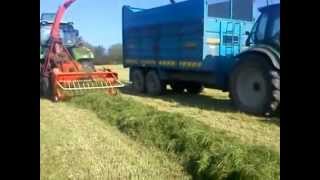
[40,13,79,47]
[246,4,280,49]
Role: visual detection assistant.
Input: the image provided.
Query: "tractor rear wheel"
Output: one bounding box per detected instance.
[131,69,145,93]
[145,70,164,96]
[80,59,95,72]
[41,77,52,98]
[229,54,280,116]
[186,83,203,95]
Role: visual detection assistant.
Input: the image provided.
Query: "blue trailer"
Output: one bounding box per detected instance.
[122,0,280,116]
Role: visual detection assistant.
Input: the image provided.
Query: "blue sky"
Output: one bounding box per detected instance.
[40,0,279,48]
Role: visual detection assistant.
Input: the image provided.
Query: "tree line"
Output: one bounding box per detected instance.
[79,37,123,65]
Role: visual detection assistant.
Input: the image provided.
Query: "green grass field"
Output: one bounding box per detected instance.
[40,65,280,179]
[70,93,279,179]
[98,65,280,152]
[40,99,191,180]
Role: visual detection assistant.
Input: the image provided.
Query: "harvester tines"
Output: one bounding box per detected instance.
[52,71,124,101]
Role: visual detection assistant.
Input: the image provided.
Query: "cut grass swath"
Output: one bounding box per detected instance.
[70,93,280,180]
[99,65,280,152]
[41,100,191,179]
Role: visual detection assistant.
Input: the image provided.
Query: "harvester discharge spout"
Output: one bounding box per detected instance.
[40,0,124,101]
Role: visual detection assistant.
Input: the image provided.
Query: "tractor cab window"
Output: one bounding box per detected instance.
[40,23,79,46]
[40,25,52,45]
[61,24,74,32]
[41,13,56,22]
[270,16,279,38]
[256,13,268,41]
[40,24,65,46]
[60,24,78,46]
[247,21,258,45]
[270,10,280,38]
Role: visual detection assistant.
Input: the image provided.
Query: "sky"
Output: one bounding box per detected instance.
[40,0,280,49]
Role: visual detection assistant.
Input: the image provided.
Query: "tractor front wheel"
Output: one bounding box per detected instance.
[229,54,280,116]
[41,77,52,98]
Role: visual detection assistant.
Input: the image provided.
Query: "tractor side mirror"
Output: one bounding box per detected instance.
[245,31,252,46]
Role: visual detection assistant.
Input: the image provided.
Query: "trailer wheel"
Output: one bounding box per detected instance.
[186,83,203,95]
[131,69,145,93]
[229,54,280,116]
[41,77,52,98]
[171,83,185,93]
[145,70,164,96]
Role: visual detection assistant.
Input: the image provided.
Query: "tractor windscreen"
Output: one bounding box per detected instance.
[40,23,78,47]
[41,13,56,22]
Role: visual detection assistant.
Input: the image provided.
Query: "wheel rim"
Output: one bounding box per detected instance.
[235,66,268,110]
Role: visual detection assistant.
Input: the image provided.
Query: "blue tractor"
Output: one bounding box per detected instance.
[229,3,280,115]
[122,0,280,116]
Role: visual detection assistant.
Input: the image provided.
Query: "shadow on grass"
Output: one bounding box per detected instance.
[120,85,235,111]
[119,84,280,126]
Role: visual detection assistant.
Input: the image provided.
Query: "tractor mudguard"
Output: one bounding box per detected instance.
[235,44,280,70]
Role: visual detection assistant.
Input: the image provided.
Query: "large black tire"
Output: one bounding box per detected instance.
[170,82,185,93]
[271,70,280,111]
[186,83,204,95]
[41,76,51,98]
[229,54,280,116]
[80,59,95,72]
[131,69,145,93]
[145,70,164,96]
